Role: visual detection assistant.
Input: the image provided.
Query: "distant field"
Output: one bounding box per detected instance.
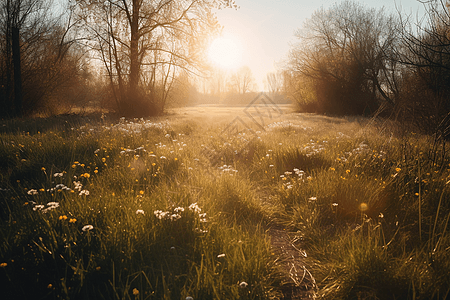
[1,108,449,299]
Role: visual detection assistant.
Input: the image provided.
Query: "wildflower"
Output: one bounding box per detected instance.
[308,197,317,201]
[47,284,52,289]
[33,205,45,211]
[170,214,182,221]
[332,203,338,207]
[174,207,184,213]
[79,190,90,196]
[59,215,68,221]
[217,253,226,258]
[82,225,94,231]
[239,282,248,288]
[41,167,46,172]
[0,262,7,267]
[395,167,401,173]
[346,169,350,174]
[154,210,169,220]
[189,203,201,213]
[102,157,106,162]
[69,218,77,223]
[27,189,38,195]
[139,190,144,195]
[47,202,59,208]
[136,209,145,215]
[132,288,139,296]
[53,172,64,177]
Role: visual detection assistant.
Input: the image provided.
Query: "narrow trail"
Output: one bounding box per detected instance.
[268,229,317,299]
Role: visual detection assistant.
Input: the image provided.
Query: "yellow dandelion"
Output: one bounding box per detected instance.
[72,164,76,168]
[139,190,144,195]
[346,169,350,174]
[395,167,401,172]
[81,164,85,167]
[41,167,46,171]
[102,157,106,162]
[0,262,7,267]
[84,173,90,178]
[174,157,178,161]
[59,215,68,221]
[132,288,139,296]
[415,193,419,196]
[94,170,98,174]
[39,188,45,192]
[74,161,79,164]
[47,284,52,289]
[152,163,156,166]
[330,167,335,171]
[69,218,77,223]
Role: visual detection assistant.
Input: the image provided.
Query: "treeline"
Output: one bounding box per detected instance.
[0,0,237,118]
[283,0,450,132]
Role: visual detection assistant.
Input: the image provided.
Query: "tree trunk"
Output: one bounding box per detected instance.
[129,0,140,97]
[12,26,23,117]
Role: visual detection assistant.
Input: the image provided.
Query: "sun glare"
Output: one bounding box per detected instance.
[208,37,242,70]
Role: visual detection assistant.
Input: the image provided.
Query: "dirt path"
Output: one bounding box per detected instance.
[268,229,317,299]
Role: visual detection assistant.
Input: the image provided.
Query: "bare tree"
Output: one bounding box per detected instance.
[75,0,236,117]
[0,0,80,116]
[285,0,401,115]
[264,71,282,96]
[228,65,255,94]
[396,0,450,131]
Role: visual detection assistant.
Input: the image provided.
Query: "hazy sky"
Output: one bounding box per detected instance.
[213,0,426,90]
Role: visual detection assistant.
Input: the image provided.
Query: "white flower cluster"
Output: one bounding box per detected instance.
[154,210,181,221]
[27,189,38,195]
[282,168,307,190]
[82,225,94,232]
[153,203,207,223]
[48,183,72,192]
[32,201,59,213]
[120,146,146,156]
[109,119,167,135]
[218,165,238,175]
[303,140,327,157]
[266,121,311,132]
[73,180,89,196]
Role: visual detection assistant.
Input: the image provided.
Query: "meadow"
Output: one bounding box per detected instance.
[1,106,449,299]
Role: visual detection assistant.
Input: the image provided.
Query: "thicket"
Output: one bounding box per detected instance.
[284,0,450,134]
[1,0,237,118]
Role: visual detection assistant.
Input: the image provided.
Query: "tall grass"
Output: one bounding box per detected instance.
[1,112,450,299]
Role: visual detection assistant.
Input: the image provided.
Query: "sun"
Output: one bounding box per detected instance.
[208,37,242,70]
